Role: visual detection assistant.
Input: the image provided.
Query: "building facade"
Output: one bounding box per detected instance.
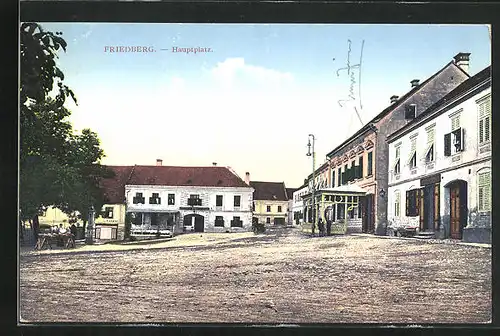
[387,66,491,243]
[286,188,298,226]
[125,164,254,234]
[308,52,472,235]
[292,185,308,226]
[250,181,289,226]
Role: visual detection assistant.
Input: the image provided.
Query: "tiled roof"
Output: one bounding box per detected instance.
[286,188,298,200]
[326,60,468,158]
[127,165,250,188]
[250,181,288,201]
[99,166,134,204]
[387,65,491,142]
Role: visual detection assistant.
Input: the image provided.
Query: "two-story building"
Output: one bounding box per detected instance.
[250,180,289,226]
[125,162,254,234]
[292,184,308,226]
[387,66,491,243]
[303,52,471,235]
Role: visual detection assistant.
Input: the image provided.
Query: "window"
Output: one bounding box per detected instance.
[367,152,373,176]
[234,195,241,207]
[215,216,224,227]
[331,170,336,188]
[478,97,491,144]
[150,213,158,226]
[337,168,342,186]
[132,213,143,226]
[350,160,355,181]
[408,138,417,169]
[267,205,271,212]
[393,146,401,175]
[478,171,491,212]
[425,128,435,163]
[278,206,282,212]
[231,216,243,227]
[336,203,345,220]
[188,194,201,206]
[405,189,420,217]
[216,195,223,207]
[149,192,161,205]
[358,156,364,179]
[405,104,417,119]
[168,194,175,205]
[103,207,114,219]
[133,192,145,204]
[343,164,348,184]
[394,191,401,217]
[266,217,271,224]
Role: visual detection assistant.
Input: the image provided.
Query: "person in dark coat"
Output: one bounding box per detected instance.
[318,218,325,237]
[326,220,332,236]
[70,223,77,238]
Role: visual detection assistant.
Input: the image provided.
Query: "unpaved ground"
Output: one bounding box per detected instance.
[19,228,491,324]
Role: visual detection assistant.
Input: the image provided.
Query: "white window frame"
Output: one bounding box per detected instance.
[394,190,401,217]
[477,170,491,212]
[477,96,491,145]
[393,145,401,175]
[408,136,417,169]
[424,127,435,163]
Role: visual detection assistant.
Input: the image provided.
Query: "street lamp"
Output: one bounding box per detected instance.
[307,134,316,236]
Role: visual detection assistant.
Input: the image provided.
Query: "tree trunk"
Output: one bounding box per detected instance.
[32,215,39,241]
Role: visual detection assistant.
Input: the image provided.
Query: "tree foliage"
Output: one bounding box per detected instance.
[20,23,113,223]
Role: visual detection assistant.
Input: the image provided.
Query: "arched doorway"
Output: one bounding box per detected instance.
[183,214,205,232]
[444,180,468,239]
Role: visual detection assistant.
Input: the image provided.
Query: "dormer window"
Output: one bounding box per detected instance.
[133,192,145,204]
[405,104,417,119]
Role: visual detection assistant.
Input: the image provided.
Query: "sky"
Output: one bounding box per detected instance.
[36,23,491,188]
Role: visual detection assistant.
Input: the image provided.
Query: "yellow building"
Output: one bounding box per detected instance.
[37,206,70,227]
[250,181,289,225]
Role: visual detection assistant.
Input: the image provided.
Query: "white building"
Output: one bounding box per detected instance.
[125,161,254,234]
[386,66,491,243]
[292,185,308,226]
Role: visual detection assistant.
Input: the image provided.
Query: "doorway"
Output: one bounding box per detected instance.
[362,194,375,233]
[448,180,468,239]
[183,214,205,232]
[423,185,435,231]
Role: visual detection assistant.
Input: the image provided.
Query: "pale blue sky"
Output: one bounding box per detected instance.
[38,23,491,187]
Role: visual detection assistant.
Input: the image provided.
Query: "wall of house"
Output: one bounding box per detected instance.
[387,85,491,242]
[375,64,470,235]
[95,204,126,240]
[292,187,308,225]
[253,200,289,224]
[125,185,254,233]
[37,206,70,227]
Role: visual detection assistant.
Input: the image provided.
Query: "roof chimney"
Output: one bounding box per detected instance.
[390,95,399,104]
[244,172,250,185]
[410,79,420,87]
[156,159,163,166]
[212,162,217,166]
[453,52,471,74]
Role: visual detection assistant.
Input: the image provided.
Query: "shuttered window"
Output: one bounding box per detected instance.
[424,128,435,163]
[358,156,364,179]
[394,190,401,217]
[393,146,401,174]
[367,152,373,176]
[478,97,491,144]
[408,137,417,168]
[478,171,491,211]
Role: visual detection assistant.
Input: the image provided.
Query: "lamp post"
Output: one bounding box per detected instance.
[86,205,95,245]
[307,134,316,236]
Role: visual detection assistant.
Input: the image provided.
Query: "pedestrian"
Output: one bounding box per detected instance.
[326,220,332,236]
[318,218,325,237]
[70,223,77,238]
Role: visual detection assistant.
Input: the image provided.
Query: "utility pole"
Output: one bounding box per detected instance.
[307,134,316,236]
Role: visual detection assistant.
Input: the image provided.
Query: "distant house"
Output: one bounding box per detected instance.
[387,66,491,243]
[286,188,298,226]
[96,165,134,241]
[250,180,289,226]
[304,52,472,235]
[124,161,254,234]
[292,184,308,226]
